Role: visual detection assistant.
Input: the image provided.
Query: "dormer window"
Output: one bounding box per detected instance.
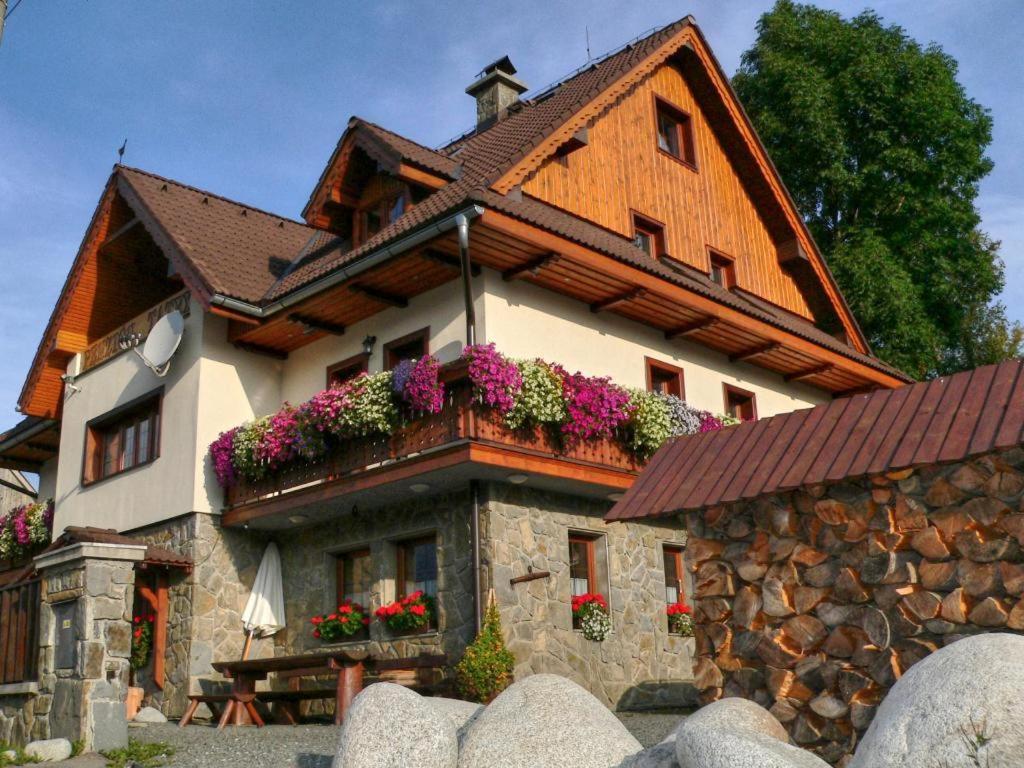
[632,212,665,258]
[655,98,696,167]
[709,250,736,289]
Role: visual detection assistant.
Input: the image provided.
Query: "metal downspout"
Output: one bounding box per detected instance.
[457,213,476,346]
[471,480,482,635]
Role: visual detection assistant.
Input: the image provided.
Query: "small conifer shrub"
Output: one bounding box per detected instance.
[455,598,515,703]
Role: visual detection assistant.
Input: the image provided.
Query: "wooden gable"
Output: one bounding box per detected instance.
[522,60,815,320]
[19,176,186,418]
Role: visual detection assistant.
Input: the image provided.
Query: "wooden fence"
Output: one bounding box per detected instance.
[0,578,41,685]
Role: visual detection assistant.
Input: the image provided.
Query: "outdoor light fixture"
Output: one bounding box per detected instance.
[362,335,377,356]
[507,473,529,484]
[409,483,431,493]
[607,492,624,502]
[288,514,308,525]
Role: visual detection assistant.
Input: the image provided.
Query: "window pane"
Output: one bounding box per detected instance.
[657,111,679,157]
[366,210,382,237]
[664,549,681,604]
[340,551,372,608]
[389,195,405,224]
[633,230,652,256]
[403,539,437,597]
[137,418,150,464]
[102,431,119,477]
[122,424,136,470]
[569,539,591,597]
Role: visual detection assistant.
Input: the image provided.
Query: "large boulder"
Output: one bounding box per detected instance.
[133,706,168,723]
[677,729,830,768]
[24,738,73,762]
[850,633,1024,768]
[675,698,829,768]
[427,697,484,743]
[677,698,789,743]
[458,674,641,768]
[627,733,679,768]
[333,683,458,768]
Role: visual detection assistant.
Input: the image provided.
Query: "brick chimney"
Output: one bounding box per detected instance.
[466,56,528,129]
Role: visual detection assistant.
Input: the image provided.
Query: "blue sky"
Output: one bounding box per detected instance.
[1,1,1021,435]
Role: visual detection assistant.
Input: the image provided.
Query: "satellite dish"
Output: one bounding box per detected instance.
[135,310,184,377]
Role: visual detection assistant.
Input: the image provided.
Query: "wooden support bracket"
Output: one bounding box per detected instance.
[665,316,719,340]
[350,284,408,308]
[730,342,782,363]
[288,313,346,336]
[785,364,833,383]
[422,249,481,276]
[590,287,645,313]
[510,568,551,586]
[502,252,560,281]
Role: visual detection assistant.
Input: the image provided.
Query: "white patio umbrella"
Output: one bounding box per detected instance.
[240,542,285,659]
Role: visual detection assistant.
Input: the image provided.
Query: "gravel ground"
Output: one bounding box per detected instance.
[127,710,689,767]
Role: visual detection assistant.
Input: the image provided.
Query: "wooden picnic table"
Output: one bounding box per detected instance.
[205,649,369,729]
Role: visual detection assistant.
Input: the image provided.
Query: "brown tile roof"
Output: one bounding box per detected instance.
[117,166,332,303]
[45,526,193,568]
[606,359,1024,522]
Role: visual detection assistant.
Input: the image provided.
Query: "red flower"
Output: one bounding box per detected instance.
[327,613,337,621]
[361,617,370,625]
[311,616,323,625]
[340,616,349,623]
[409,604,426,617]
[339,604,352,614]
[134,628,142,639]
[313,629,321,639]
[133,616,141,624]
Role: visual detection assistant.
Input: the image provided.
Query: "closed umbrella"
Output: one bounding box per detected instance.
[240,542,285,659]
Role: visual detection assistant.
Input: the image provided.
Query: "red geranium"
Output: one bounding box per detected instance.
[667,600,695,636]
[310,600,368,642]
[375,591,434,634]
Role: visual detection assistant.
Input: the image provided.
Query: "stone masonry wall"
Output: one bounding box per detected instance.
[130,513,268,716]
[484,484,695,710]
[275,489,476,704]
[685,447,1024,764]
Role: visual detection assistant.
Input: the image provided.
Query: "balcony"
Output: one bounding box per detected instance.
[222,366,642,527]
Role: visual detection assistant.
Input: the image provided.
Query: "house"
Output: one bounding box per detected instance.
[0,469,35,517]
[607,359,1024,763]
[0,15,907,746]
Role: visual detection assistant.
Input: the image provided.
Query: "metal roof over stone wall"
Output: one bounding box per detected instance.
[607,359,1024,521]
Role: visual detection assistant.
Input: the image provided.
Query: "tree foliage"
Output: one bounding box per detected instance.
[733,1,1021,377]
[455,598,515,703]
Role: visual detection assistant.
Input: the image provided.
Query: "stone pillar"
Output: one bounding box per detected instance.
[33,542,146,752]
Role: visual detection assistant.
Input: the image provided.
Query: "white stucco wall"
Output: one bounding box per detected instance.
[53,305,205,533]
[36,458,58,502]
[479,269,829,417]
[279,280,480,406]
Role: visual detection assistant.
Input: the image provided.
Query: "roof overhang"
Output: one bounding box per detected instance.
[0,418,59,473]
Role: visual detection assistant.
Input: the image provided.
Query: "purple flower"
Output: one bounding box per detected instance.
[464,344,522,414]
[12,508,31,545]
[560,371,632,442]
[209,428,239,488]
[698,412,724,432]
[397,356,445,414]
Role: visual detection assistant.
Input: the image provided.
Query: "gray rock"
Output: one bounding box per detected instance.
[427,697,484,742]
[24,738,73,762]
[677,727,830,768]
[627,733,678,767]
[1,750,17,762]
[333,683,457,768]
[133,706,168,723]
[850,633,1024,768]
[676,698,789,744]
[458,674,641,768]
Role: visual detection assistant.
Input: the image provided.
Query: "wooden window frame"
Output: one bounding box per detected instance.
[645,357,685,399]
[335,548,372,608]
[82,389,163,486]
[723,383,757,422]
[383,327,430,370]
[326,352,370,388]
[568,531,607,631]
[631,211,666,259]
[653,95,697,169]
[708,248,737,290]
[395,533,438,600]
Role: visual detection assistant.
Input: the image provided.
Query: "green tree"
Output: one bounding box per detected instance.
[733,1,1021,378]
[455,597,515,703]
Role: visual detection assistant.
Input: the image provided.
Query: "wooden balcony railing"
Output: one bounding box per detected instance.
[225,369,641,509]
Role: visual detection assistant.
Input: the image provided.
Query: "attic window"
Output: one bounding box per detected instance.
[655,97,696,167]
[632,213,665,258]
[724,384,756,422]
[709,250,736,290]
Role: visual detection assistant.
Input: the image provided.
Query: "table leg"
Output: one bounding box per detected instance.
[335,661,364,725]
[232,675,257,727]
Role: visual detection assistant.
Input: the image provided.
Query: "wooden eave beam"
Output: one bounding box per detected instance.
[54,330,89,355]
[327,186,360,209]
[503,252,560,282]
[785,364,833,383]
[478,209,908,392]
[350,284,408,308]
[590,287,646,313]
[233,341,288,360]
[288,313,346,336]
[0,459,43,473]
[422,249,480,276]
[665,317,719,340]
[396,163,448,190]
[730,342,782,363]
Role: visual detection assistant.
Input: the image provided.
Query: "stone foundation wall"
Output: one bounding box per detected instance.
[130,513,268,716]
[0,689,44,746]
[483,484,695,710]
[685,447,1024,764]
[276,490,476,666]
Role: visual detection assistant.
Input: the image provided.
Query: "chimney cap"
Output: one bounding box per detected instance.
[477,55,517,78]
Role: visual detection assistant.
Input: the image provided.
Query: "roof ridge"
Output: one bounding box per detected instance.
[353,117,454,163]
[117,165,311,228]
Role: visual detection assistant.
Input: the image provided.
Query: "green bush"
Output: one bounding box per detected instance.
[101,739,174,768]
[455,600,515,703]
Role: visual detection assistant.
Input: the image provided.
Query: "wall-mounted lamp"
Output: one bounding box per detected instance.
[362,335,377,356]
